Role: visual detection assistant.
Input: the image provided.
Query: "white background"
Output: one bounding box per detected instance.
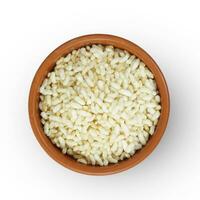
[0,0,200,199]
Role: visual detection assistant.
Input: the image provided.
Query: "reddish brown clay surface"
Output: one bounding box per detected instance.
[29,34,170,175]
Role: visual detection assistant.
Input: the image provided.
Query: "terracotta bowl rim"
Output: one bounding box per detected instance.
[28,34,170,175]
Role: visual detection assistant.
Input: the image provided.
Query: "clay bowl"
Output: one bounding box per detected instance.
[29,34,170,175]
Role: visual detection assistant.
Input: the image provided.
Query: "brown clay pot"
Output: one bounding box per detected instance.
[29,34,170,175]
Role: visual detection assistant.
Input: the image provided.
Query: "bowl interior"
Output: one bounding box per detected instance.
[29,34,170,175]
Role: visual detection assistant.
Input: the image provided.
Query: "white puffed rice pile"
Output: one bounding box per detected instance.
[39,45,161,166]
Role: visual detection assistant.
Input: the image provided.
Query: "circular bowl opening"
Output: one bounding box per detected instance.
[29,34,170,175]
